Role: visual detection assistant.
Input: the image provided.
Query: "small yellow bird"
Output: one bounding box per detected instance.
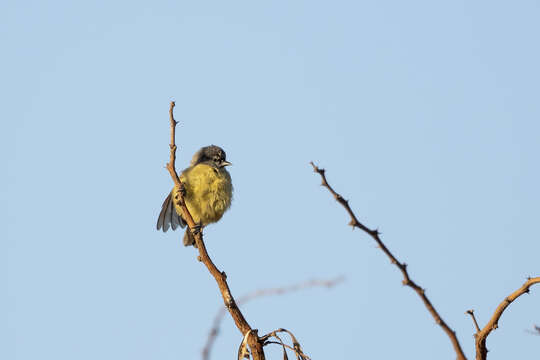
[156,145,233,246]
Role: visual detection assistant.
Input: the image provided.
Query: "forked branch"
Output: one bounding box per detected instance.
[474,277,540,360]
[310,162,467,360]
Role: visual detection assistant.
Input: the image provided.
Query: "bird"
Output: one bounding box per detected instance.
[156,145,233,246]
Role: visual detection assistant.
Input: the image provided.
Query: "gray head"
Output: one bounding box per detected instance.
[190,145,232,168]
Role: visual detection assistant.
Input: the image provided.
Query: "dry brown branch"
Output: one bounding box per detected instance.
[165,102,265,360]
[166,102,182,188]
[466,310,481,333]
[202,276,345,360]
[310,162,467,360]
[474,277,540,360]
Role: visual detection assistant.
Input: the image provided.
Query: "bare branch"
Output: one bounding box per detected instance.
[165,102,265,360]
[165,101,181,188]
[202,276,345,360]
[474,277,540,360]
[466,310,481,333]
[310,162,467,360]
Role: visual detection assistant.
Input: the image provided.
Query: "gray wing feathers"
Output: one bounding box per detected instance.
[156,192,186,232]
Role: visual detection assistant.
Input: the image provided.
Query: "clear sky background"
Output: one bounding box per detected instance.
[2,1,540,359]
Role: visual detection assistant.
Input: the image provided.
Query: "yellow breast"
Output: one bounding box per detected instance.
[175,163,233,225]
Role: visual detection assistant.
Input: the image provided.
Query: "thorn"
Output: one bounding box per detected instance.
[222,271,227,280]
[402,263,408,269]
[197,256,202,262]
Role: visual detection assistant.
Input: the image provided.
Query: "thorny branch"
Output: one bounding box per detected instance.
[202,276,345,360]
[310,162,467,360]
[166,102,265,360]
[474,277,540,360]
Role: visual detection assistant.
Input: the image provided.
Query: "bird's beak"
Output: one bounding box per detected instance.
[221,160,232,167]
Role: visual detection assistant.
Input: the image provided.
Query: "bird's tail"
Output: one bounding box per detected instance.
[183,229,197,247]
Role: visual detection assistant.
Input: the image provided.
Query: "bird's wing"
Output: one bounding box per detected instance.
[156,192,186,232]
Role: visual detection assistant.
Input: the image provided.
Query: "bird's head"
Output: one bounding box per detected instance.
[190,145,232,168]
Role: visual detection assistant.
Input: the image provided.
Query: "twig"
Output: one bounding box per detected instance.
[466,310,481,333]
[202,276,345,360]
[165,102,265,360]
[165,102,181,188]
[310,162,467,360]
[474,277,540,360]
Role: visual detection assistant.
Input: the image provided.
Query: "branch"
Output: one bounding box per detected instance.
[310,162,467,360]
[166,101,181,188]
[466,310,481,333]
[202,276,345,360]
[166,102,265,360]
[474,277,540,360]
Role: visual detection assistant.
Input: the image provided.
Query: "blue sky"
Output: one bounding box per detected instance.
[3,1,540,359]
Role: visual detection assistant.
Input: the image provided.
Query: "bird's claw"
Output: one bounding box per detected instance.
[191,222,202,236]
[178,183,186,197]
[173,183,187,206]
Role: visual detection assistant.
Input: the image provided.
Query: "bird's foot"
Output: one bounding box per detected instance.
[173,183,186,206]
[191,222,203,236]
